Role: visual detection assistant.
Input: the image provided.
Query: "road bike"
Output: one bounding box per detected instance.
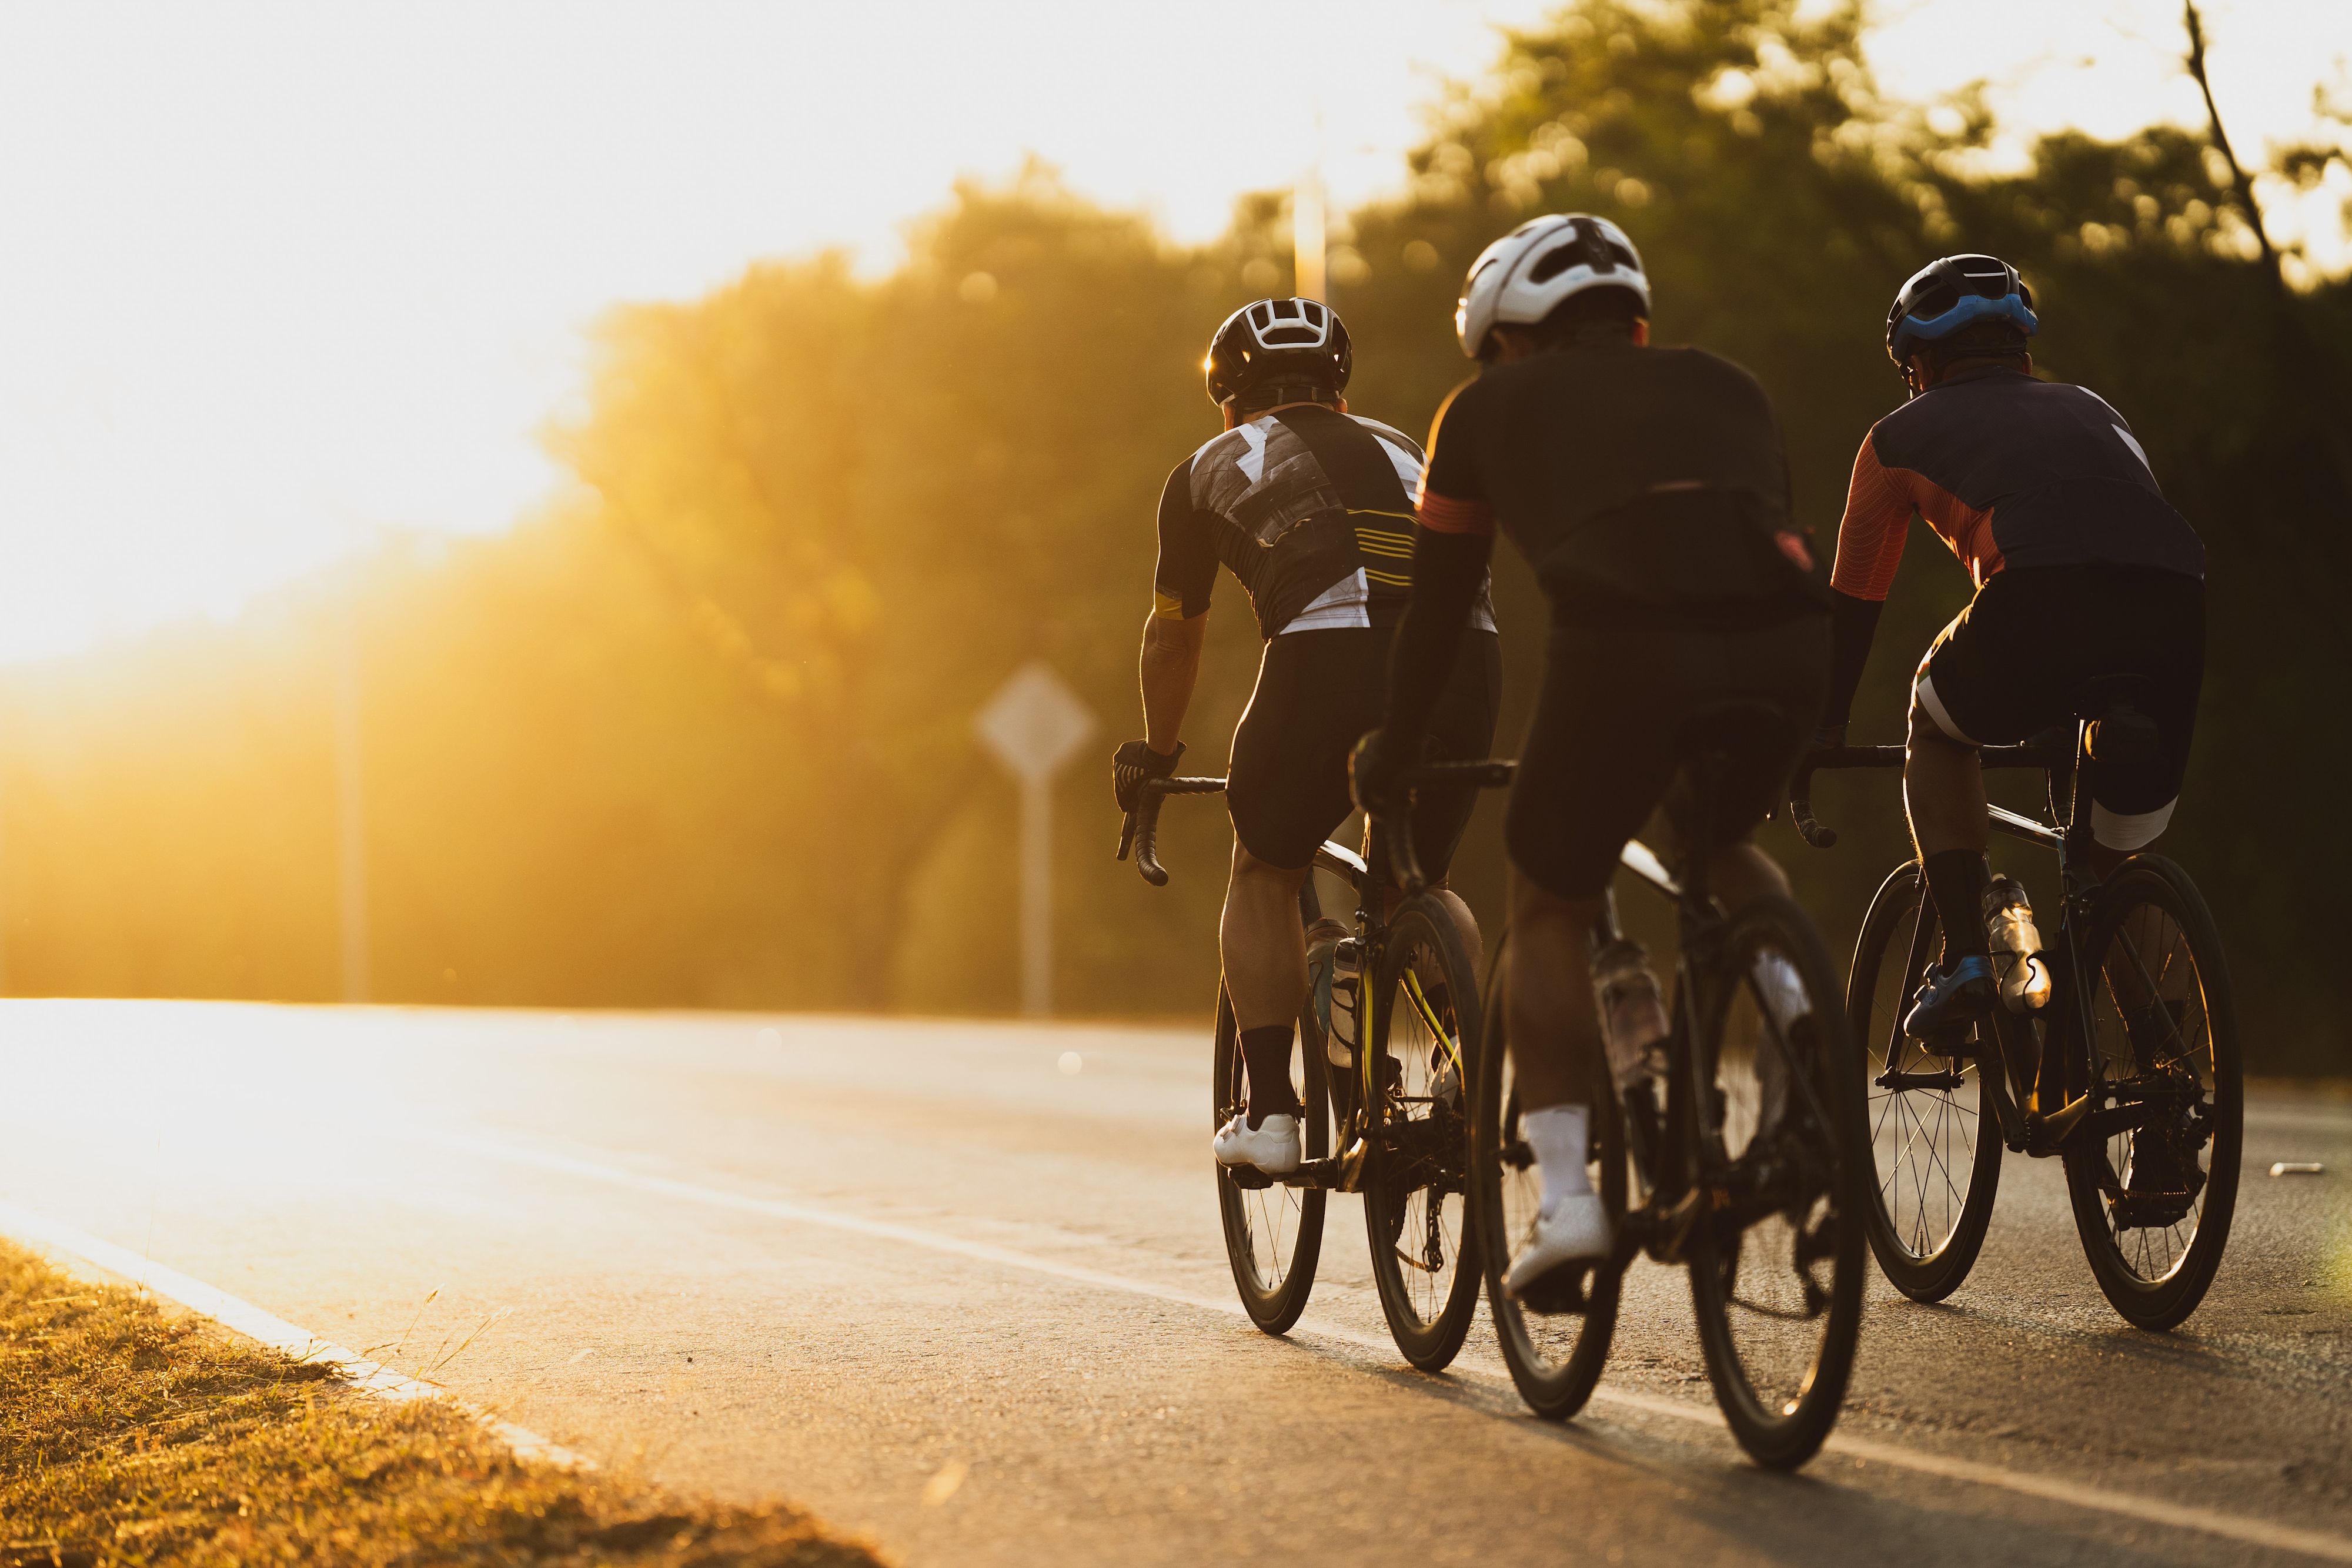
[1117,764,1497,1369]
[1789,684,2241,1330]
[1398,716,1870,1471]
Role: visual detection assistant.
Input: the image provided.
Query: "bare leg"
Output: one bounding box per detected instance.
[1221,838,1310,1030]
[1905,691,1987,861]
[1506,870,1605,1114]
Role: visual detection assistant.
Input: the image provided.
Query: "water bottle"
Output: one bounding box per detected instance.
[1317,926,1374,1072]
[1592,938,1670,1089]
[1982,875,2052,1012]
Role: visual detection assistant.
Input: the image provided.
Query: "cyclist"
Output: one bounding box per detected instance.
[1113,297,1502,1176]
[1353,216,1831,1295]
[1815,255,2205,1065]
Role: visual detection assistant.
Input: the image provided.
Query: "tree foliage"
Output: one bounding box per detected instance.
[0,1,2341,1067]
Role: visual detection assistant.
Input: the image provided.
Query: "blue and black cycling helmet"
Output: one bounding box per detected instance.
[1885,253,2038,367]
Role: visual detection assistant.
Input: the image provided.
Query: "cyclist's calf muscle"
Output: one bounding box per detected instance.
[1222,841,1310,1031]
[1905,689,1989,860]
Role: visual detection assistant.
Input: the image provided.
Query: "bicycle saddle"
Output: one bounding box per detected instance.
[2072,674,2162,775]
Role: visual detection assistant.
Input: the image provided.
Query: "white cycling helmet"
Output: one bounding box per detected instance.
[1454,213,1651,359]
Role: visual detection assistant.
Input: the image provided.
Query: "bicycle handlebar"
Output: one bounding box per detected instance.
[1787,740,2069,851]
[1116,775,1228,887]
[1378,758,1518,895]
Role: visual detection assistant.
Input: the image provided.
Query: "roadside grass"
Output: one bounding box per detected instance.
[0,1240,884,1567]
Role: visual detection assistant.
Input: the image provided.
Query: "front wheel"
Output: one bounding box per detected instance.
[1685,895,1869,1470]
[1362,896,1484,1371]
[1472,933,1624,1419]
[1212,985,1330,1334]
[2062,855,2241,1330]
[1847,861,2002,1301]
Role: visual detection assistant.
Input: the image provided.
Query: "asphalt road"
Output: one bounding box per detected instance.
[1,1000,2347,1566]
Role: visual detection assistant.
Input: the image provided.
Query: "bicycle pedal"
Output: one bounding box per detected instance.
[1224,1165,1276,1191]
[1515,1263,1593,1316]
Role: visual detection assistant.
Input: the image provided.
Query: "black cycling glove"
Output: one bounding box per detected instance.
[1112,740,1183,813]
[1348,728,1421,820]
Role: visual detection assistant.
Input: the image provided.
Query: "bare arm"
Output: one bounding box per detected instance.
[1139,611,1207,755]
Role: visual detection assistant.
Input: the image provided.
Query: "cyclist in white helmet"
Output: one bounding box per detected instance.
[1355,216,1833,1296]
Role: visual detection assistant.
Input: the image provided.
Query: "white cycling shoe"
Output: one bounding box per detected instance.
[1504,1193,1612,1299]
[1212,1113,1302,1175]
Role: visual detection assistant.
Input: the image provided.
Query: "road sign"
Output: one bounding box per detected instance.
[973,663,1098,1018]
[974,661,1096,784]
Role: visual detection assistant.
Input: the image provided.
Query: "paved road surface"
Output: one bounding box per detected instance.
[1,1001,2346,1566]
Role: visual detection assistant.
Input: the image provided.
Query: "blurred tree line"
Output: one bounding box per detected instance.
[0,0,2342,1072]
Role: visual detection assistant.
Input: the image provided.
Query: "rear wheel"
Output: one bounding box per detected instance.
[1685,895,1868,1470]
[1212,985,1329,1335]
[2062,856,2241,1330]
[1472,934,1624,1419]
[1362,896,1483,1370]
[1847,862,2002,1301]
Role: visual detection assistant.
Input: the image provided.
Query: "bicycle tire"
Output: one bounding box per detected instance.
[1472,932,1624,1419]
[1847,861,2002,1301]
[1685,895,1869,1470]
[1212,984,1331,1335]
[1362,895,1484,1370]
[2062,855,2242,1330]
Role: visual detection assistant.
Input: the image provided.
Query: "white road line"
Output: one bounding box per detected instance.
[0,1199,589,1472]
[443,1128,2352,1566]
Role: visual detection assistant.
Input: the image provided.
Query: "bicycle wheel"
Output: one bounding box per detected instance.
[1362,895,1483,1370]
[1472,933,1625,1418]
[1847,861,2002,1301]
[1685,895,1869,1470]
[1212,984,1331,1335]
[2062,855,2242,1330]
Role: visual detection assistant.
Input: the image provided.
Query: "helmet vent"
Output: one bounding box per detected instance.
[1526,243,1583,284]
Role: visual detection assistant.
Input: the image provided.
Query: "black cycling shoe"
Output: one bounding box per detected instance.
[1902,954,1996,1039]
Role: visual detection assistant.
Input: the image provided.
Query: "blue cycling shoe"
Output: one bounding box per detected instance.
[1902,954,1996,1038]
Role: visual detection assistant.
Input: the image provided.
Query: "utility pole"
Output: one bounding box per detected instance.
[1295,159,1327,302]
[335,613,369,1003]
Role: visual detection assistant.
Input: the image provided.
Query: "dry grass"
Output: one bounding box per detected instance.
[0,1241,885,1567]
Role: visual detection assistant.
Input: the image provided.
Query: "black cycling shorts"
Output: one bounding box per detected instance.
[1228,626,1502,872]
[1507,615,1830,899]
[1916,565,2204,850]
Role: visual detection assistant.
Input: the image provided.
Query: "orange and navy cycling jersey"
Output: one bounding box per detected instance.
[1829,365,2203,602]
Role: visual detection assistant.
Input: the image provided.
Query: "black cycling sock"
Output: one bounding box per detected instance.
[1238,1024,1305,1126]
[1923,850,1992,958]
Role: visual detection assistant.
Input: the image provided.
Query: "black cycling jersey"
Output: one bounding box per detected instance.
[1384,336,1830,898]
[1155,403,1496,639]
[1415,339,1827,622]
[1830,365,2204,603]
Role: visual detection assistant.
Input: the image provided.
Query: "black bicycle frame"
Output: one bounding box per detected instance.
[1119,765,1486,1196]
[1788,728,2151,1156]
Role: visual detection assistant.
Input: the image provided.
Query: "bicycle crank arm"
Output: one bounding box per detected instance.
[2023,1092,2097,1156]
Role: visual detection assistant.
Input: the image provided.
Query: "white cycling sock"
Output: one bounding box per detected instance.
[1523,1103,1592,1215]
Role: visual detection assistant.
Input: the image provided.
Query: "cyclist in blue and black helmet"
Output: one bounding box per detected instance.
[1823,253,2207,1104]
[1883,254,2039,394]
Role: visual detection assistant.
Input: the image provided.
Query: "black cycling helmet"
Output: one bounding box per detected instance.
[1204,297,1352,409]
[1885,253,2038,367]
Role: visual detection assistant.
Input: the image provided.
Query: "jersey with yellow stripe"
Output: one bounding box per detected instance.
[1153,403,1495,639]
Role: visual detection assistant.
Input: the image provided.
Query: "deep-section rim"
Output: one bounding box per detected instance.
[1685,894,1869,1470]
[2062,855,2241,1331]
[1473,932,1625,1419]
[1212,985,1330,1335]
[1362,895,1484,1371]
[1848,860,2002,1302]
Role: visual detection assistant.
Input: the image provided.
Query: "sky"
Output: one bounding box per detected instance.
[0,0,2343,664]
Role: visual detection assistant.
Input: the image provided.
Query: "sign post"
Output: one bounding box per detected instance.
[973,663,1097,1018]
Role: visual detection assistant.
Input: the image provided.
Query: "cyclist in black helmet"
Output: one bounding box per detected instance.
[1820,255,2204,1047]
[1112,298,1501,1176]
